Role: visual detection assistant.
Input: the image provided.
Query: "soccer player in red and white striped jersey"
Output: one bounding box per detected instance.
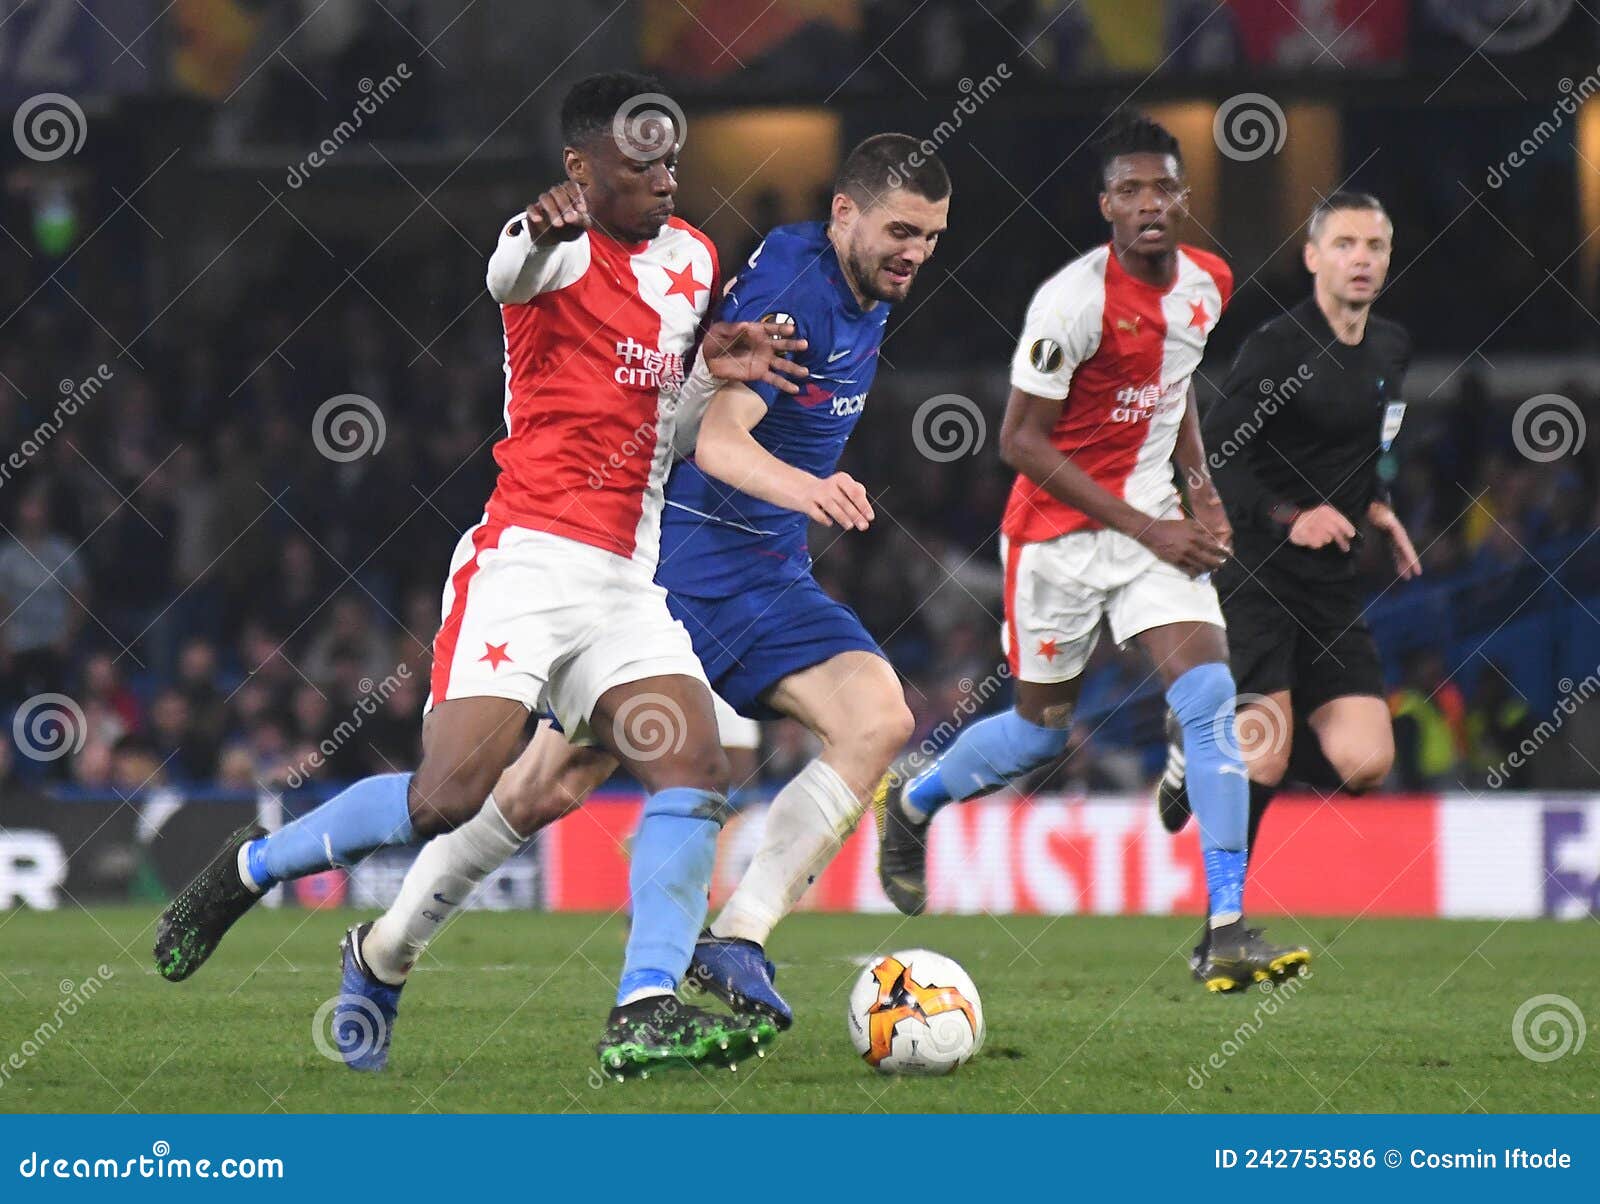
[154,74,807,1073]
[876,114,1309,992]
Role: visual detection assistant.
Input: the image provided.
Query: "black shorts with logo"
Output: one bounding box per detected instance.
[1214,561,1385,715]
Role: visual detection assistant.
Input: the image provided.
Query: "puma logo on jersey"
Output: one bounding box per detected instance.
[1116,315,1142,334]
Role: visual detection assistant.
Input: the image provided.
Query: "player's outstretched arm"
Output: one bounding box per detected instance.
[695,385,873,530]
[486,183,592,304]
[1000,386,1226,577]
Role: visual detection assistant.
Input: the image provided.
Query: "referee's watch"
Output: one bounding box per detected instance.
[1267,501,1301,527]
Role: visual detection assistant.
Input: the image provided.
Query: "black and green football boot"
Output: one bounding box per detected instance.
[153,823,266,982]
[596,994,777,1081]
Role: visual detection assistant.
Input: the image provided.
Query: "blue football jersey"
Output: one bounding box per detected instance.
[658,221,889,597]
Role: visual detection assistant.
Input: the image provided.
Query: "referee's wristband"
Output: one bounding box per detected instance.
[1267,501,1302,527]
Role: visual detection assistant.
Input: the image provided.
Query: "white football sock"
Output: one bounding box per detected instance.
[710,758,862,946]
[362,793,525,985]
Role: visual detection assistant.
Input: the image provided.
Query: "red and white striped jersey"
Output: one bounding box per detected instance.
[484,212,718,569]
[1002,242,1232,544]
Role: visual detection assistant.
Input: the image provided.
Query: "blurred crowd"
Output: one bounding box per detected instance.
[1,245,1594,802]
[6,5,1600,807]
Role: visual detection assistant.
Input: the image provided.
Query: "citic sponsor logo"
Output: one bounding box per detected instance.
[831,392,868,417]
[1111,382,1168,423]
[614,338,685,389]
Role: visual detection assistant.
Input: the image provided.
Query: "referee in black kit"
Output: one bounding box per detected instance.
[1159,191,1421,855]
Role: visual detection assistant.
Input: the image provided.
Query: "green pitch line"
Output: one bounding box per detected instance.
[0,908,1593,1114]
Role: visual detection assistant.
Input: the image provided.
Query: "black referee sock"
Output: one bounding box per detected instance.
[1246,780,1277,863]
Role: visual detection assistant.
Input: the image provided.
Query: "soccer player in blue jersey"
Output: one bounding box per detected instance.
[324,134,952,1073]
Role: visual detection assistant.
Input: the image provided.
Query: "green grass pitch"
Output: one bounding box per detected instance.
[0,907,1593,1113]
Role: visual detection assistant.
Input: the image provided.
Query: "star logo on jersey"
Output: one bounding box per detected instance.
[1188,299,1210,332]
[1037,638,1060,663]
[663,261,708,304]
[479,641,512,670]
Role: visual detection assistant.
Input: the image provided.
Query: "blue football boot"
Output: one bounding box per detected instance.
[333,922,404,1071]
[685,932,793,1030]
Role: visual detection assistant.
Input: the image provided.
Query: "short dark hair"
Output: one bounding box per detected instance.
[1308,191,1389,241]
[1095,112,1182,185]
[836,133,951,209]
[559,71,674,149]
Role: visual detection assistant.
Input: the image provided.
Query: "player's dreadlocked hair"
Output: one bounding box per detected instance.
[1094,112,1183,184]
[1308,191,1389,241]
[559,71,676,149]
[836,133,952,209]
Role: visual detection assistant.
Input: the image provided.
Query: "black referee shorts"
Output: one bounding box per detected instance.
[1214,562,1385,715]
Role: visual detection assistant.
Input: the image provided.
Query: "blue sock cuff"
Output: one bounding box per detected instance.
[617,970,676,1002]
[641,786,729,825]
[1166,661,1235,727]
[905,708,1070,815]
[1204,847,1247,918]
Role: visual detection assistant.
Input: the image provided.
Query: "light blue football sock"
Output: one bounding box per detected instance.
[617,787,728,1004]
[244,772,415,892]
[1166,662,1249,921]
[903,707,1071,818]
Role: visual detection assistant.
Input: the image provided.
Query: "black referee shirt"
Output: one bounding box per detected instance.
[1203,294,1411,582]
